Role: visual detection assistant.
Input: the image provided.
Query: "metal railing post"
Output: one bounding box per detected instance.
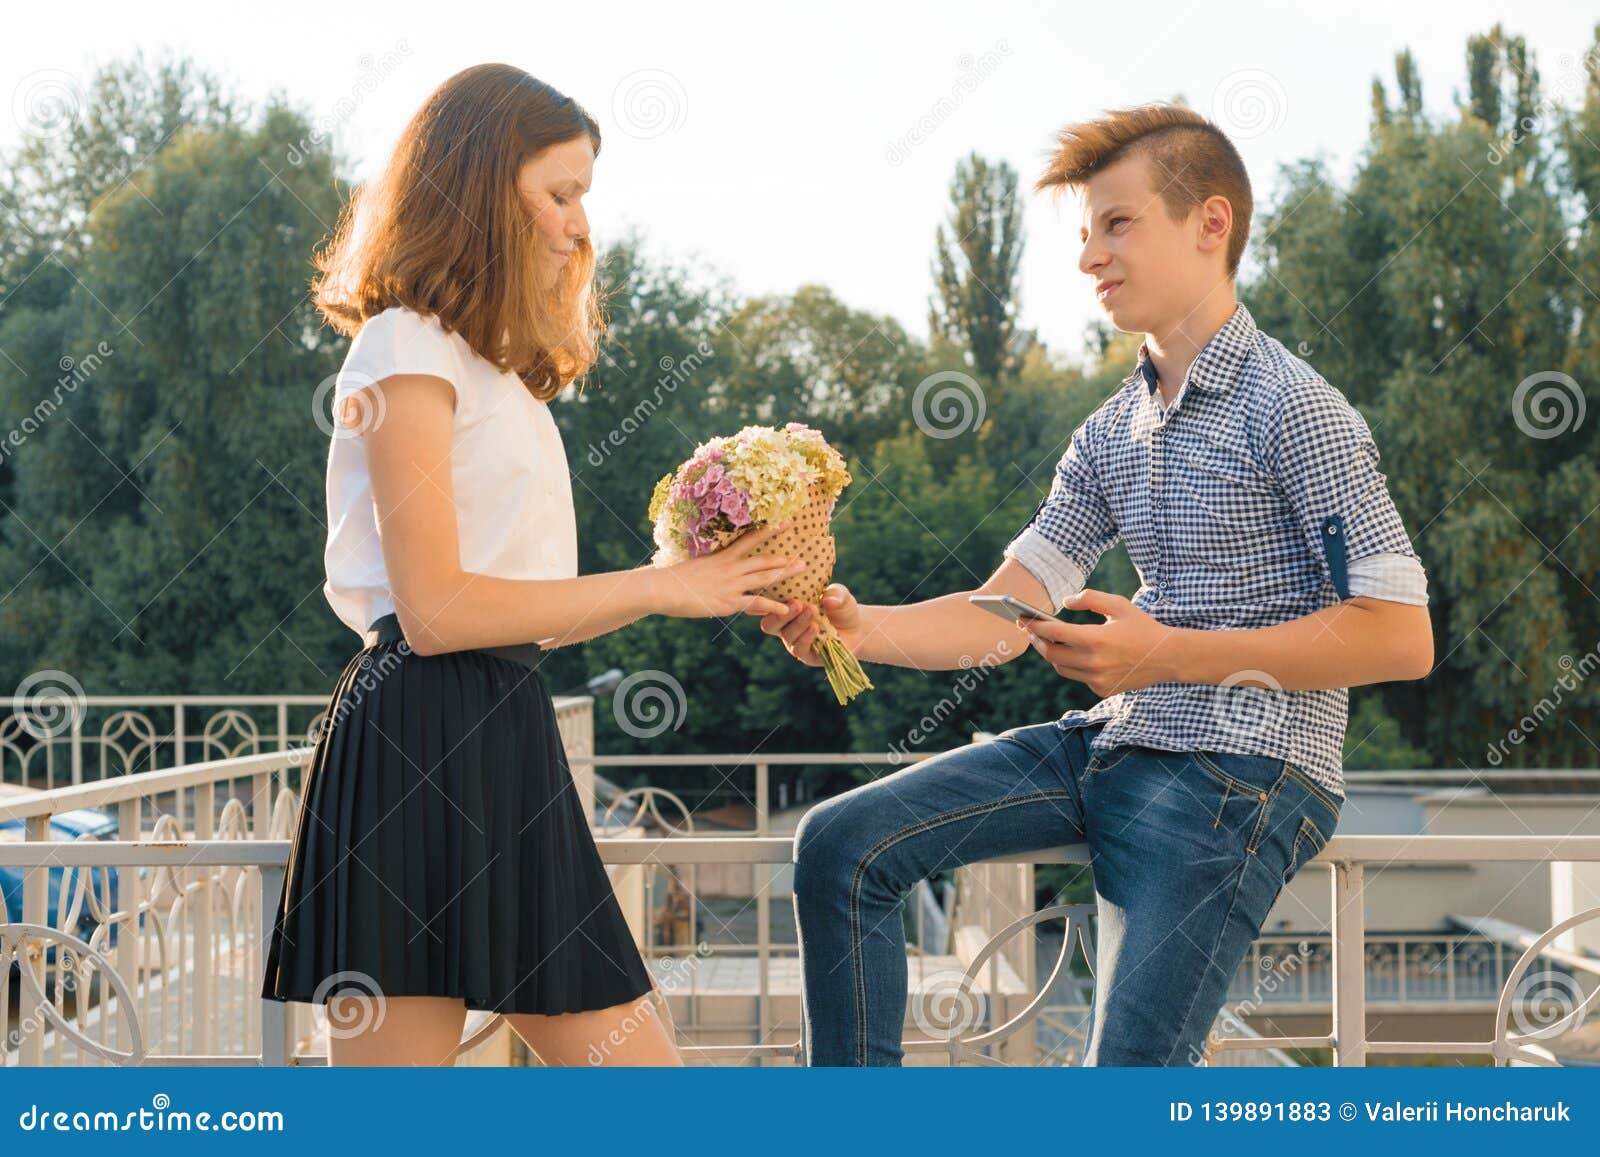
[20,815,51,1066]
[1332,860,1366,1066]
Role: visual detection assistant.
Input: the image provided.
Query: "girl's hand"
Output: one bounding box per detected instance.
[759,582,861,666]
[655,523,806,619]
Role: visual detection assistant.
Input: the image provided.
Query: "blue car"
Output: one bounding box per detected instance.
[0,783,121,948]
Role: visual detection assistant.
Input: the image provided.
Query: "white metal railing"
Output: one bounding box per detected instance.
[4,740,1600,1066]
[0,693,596,792]
[1222,932,1578,1009]
[0,696,329,790]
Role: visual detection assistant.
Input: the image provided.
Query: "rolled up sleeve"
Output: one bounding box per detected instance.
[1268,377,1429,605]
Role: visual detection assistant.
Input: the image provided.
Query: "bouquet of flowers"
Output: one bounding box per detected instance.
[647,422,873,704]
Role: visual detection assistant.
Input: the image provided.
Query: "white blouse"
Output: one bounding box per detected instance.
[323,306,578,637]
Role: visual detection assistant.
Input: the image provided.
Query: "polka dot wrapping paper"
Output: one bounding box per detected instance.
[646,424,873,704]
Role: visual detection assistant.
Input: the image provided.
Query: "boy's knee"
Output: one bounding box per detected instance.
[793,796,867,903]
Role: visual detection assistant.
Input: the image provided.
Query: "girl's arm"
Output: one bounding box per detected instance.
[356,374,805,655]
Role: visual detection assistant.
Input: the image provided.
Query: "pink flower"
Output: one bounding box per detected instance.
[721,488,751,526]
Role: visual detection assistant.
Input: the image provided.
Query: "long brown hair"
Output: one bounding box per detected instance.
[313,64,603,400]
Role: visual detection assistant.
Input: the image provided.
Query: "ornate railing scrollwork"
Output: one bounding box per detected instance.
[1492,905,1600,1066]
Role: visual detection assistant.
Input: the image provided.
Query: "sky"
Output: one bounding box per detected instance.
[3,0,1593,361]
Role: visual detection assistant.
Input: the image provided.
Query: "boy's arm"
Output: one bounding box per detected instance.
[763,416,1121,672]
[761,558,1054,671]
[1023,588,1431,695]
[854,558,1059,670]
[1166,596,1432,688]
[1025,373,1433,694]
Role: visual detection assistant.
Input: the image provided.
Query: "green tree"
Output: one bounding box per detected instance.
[1249,26,1600,769]
[930,152,1025,383]
[0,59,349,695]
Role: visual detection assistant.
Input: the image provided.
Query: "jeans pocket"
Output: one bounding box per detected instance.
[1191,748,1284,801]
[1281,760,1342,816]
[1282,813,1334,886]
[1086,746,1138,776]
[1190,750,1287,848]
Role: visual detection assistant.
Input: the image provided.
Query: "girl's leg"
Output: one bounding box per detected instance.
[325,995,468,1066]
[503,987,684,1066]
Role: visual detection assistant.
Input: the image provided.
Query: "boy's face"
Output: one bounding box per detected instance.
[1076,152,1226,337]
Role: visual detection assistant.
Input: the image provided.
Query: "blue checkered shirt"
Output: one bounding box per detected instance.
[1004,303,1428,798]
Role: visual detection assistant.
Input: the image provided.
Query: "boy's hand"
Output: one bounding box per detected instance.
[758,583,862,666]
[1018,588,1182,697]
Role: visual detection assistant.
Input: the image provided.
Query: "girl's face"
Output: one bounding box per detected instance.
[516,134,595,289]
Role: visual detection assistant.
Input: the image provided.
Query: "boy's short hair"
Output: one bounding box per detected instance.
[1038,104,1253,277]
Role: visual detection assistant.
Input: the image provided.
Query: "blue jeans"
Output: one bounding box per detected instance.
[791,721,1342,1066]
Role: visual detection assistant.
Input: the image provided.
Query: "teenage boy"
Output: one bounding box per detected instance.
[760,104,1432,1066]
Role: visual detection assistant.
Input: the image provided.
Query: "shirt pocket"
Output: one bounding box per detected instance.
[1166,434,1291,561]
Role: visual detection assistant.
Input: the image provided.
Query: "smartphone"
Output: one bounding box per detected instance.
[968,594,1061,624]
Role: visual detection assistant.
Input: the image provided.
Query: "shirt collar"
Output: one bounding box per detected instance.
[1126,302,1256,397]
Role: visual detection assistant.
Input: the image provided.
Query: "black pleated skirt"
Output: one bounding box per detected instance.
[260,634,655,1015]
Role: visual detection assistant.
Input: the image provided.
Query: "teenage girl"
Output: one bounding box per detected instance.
[260,63,804,1066]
